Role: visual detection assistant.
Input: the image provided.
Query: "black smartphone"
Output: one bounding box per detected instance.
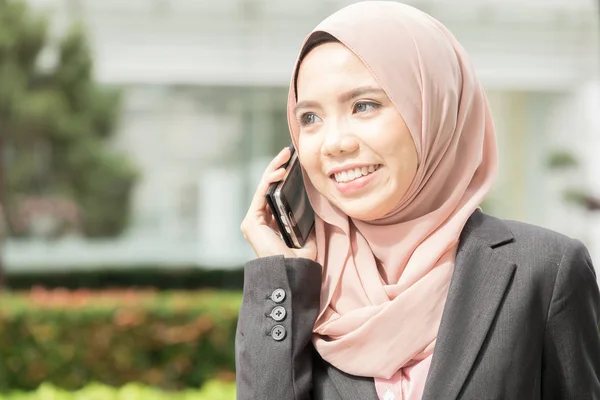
[265,146,315,249]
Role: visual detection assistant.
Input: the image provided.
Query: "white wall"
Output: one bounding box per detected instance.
[560,81,600,265]
[6,0,598,271]
[27,0,598,90]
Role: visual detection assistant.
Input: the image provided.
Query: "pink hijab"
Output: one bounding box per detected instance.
[286,0,498,393]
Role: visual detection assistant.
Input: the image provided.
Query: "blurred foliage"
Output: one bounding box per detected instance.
[5,267,244,291]
[0,288,241,391]
[1,380,236,399]
[0,0,138,238]
[546,149,579,170]
[563,188,600,211]
[546,148,600,212]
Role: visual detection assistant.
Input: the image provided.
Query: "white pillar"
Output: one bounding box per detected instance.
[580,81,600,269]
[197,166,246,267]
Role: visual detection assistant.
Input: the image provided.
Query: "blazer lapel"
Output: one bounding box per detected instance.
[316,211,515,400]
[422,210,516,400]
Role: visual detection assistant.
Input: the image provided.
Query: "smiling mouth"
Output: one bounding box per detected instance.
[331,164,382,183]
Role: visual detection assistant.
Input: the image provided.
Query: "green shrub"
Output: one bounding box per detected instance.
[0,289,242,392]
[5,267,244,291]
[1,380,236,399]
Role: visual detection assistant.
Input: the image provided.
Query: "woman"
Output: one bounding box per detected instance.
[236,2,600,399]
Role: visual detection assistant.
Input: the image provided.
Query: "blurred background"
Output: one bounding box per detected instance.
[0,0,599,398]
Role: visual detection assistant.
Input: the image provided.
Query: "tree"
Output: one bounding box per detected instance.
[0,0,138,238]
[547,149,600,212]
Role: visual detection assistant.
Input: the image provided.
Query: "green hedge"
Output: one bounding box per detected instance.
[1,381,236,399]
[5,267,245,291]
[0,289,242,392]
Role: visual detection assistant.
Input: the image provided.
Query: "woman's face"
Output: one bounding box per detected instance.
[295,42,418,221]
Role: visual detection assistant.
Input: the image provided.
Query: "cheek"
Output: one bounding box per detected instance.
[378,119,417,164]
[391,145,418,171]
[369,121,418,185]
[389,147,418,195]
[297,138,323,180]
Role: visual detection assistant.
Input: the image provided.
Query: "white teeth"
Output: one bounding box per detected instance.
[334,164,380,183]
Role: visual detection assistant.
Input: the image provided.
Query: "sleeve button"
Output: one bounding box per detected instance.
[271,324,287,341]
[269,306,287,322]
[270,288,286,303]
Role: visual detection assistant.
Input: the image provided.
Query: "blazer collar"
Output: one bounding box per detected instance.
[459,208,515,249]
[323,209,516,400]
[421,209,516,400]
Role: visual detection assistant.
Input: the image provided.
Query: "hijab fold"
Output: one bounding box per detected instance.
[286,1,498,383]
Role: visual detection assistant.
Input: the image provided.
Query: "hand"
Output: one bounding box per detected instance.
[241,147,317,261]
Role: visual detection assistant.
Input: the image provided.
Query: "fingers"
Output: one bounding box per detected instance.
[266,146,292,173]
[242,147,292,240]
[248,169,286,217]
[266,212,280,233]
[247,147,291,215]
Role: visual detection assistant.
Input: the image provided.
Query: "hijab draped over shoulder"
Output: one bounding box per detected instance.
[286,0,498,392]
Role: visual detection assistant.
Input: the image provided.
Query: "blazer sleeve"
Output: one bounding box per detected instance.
[235,255,322,400]
[542,238,600,399]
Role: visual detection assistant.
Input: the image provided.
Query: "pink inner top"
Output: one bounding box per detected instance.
[374,354,434,400]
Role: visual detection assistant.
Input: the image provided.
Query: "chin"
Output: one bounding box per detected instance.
[316,180,400,221]
[337,201,388,222]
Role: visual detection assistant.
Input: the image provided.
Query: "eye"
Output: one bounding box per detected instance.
[299,112,322,127]
[353,101,380,114]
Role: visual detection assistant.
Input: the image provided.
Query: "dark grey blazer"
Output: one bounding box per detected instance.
[235,210,600,399]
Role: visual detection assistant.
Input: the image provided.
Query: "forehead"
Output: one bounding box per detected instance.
[296,42,378,98]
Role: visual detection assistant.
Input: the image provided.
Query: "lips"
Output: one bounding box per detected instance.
[332,164,382,183]
[331,164,382,195]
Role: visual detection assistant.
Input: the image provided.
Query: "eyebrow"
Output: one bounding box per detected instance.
[294,86,386,115]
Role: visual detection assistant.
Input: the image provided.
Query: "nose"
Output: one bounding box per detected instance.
[321,121,359,157]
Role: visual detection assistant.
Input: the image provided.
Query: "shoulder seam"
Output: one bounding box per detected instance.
[542,238,574,333]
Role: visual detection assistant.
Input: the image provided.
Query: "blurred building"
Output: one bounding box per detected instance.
[7,0,600,271]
